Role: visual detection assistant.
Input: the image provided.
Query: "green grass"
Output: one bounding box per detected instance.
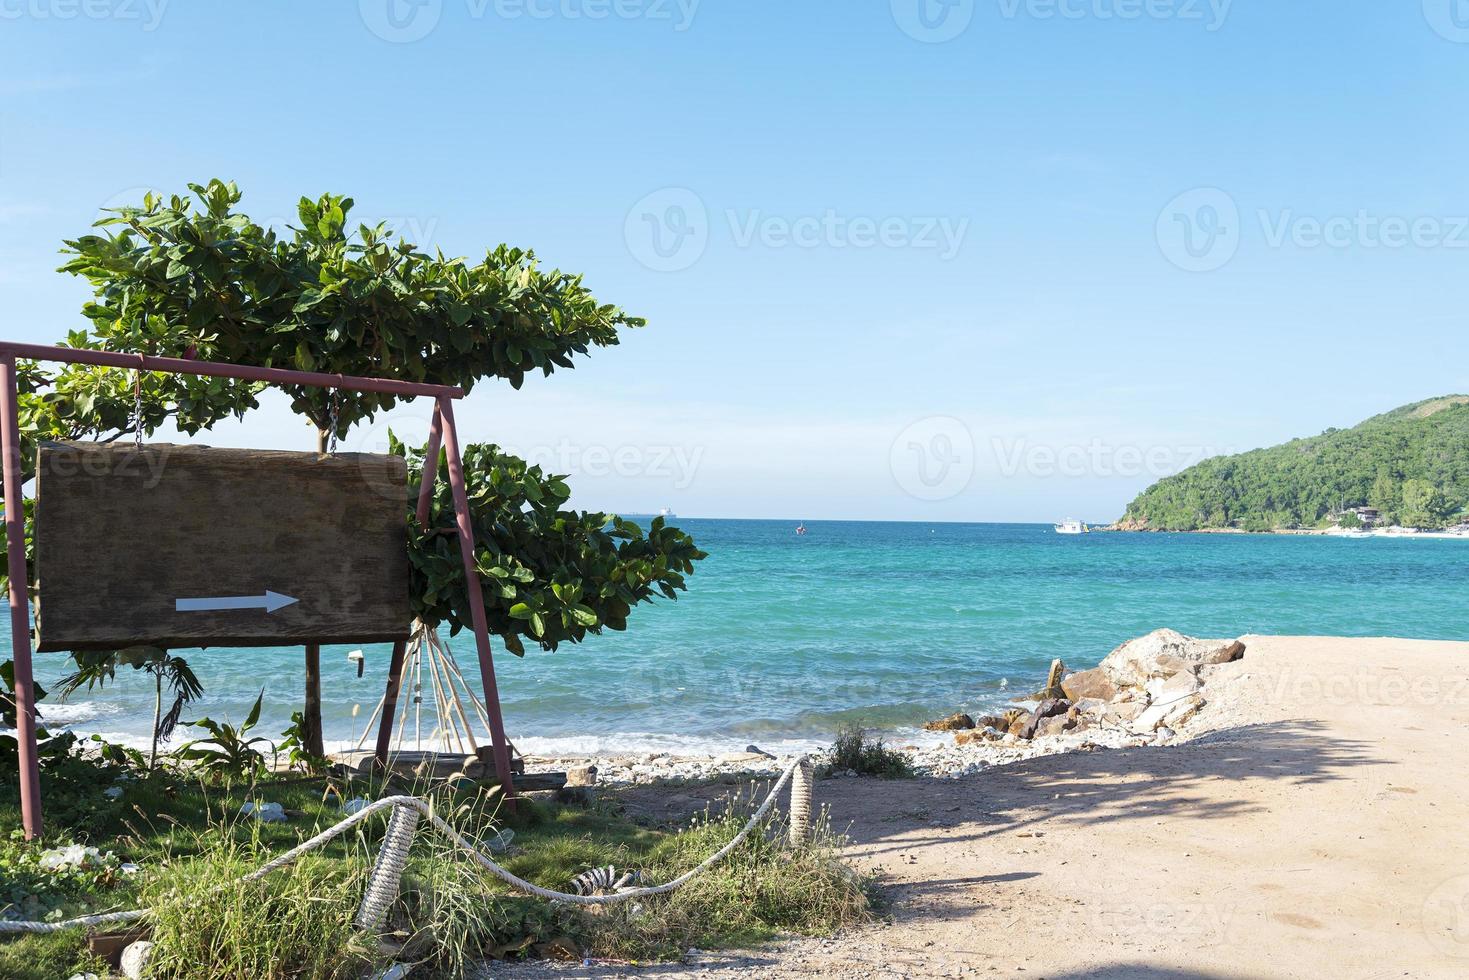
[2,749,870,976]
[144,849,376,980]
[0,927,106,980]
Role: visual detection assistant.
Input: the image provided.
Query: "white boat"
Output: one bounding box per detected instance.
[658,507,676,519]
[1054,519,1087,535]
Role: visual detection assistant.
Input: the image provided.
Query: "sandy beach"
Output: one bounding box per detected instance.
[504,635,1469,979]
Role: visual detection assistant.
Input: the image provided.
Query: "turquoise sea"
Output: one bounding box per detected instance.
[16,520,1469,756]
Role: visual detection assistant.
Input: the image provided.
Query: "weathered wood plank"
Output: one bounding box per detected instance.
[35,442,412,651]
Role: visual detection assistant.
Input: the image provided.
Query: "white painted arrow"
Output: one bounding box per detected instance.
[175,591,300,614]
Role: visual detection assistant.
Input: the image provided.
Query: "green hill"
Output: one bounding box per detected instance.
[1116,396,1469,532]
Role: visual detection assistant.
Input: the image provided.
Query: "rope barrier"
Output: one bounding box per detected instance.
[0,755,815,934]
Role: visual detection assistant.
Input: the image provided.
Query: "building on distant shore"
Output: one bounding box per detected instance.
[1349,507,1382,527]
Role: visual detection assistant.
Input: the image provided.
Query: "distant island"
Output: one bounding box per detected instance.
[1113,395,1469,533]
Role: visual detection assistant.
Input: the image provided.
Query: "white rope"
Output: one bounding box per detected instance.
[0,755,811,933]
[0,908,148,934]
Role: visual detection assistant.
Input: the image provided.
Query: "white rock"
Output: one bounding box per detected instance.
[120,940,153,979]
[239,801,286,823]
[1101,629,1244,689]
[342,798,372,815]
[1159,670,1202,698]
[39,844,103,870]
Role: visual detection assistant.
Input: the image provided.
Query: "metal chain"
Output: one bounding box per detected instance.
[131,357,145,451]
[327,392,340,455]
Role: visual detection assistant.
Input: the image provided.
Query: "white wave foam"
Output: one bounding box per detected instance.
[35,700,120,725]
[501,731,828,758]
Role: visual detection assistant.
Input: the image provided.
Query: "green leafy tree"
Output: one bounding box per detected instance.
[1400,479,1448,529]
[59,180,640,438]
[1119,397,1469,532]
[4,179,698,758]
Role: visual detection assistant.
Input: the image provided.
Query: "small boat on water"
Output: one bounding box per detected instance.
[796,523,808,535]
[1054,519,1088,535]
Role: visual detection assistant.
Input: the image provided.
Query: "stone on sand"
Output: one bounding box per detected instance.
[1100,629,1246,690]
[1062,666,1118,701]
[923,712,976,732]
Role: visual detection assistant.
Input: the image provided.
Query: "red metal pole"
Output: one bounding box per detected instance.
[0,342,463,400]
[415,405,443,528]
[373,638,408,769]
[435,395,516,803]
[0,354,42,839]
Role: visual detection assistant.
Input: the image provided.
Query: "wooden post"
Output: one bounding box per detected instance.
[415,409,443,528]
[435,396,516,803]
[303,425,329,757]
[373,638,408,768]
[0,354,42,839]
[304,643,324,756]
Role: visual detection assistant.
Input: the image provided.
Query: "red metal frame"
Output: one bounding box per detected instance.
[0,341,516,839]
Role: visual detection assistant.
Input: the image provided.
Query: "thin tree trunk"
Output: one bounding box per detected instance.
[150,668,162,770]
[302,425,328,758]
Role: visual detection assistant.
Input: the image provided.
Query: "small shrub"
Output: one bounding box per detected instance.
[819,726,916,779]
[276,711,332,774]
[0,835,126,924]
[172,691,274,782]
[585,794,871,959]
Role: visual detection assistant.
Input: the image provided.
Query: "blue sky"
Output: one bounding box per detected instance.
[1,1,1465,522]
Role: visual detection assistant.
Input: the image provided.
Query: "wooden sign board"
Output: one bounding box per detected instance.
[35,443,411,652]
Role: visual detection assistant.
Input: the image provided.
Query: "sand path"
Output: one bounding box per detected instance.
[502,636,1469,979]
